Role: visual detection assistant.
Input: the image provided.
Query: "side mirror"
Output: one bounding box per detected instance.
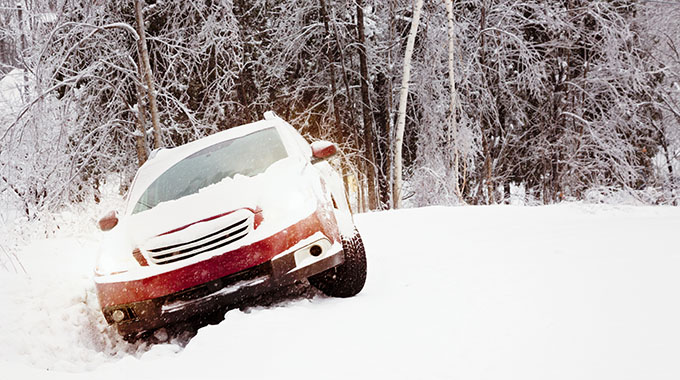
[98,210,119,231]
[311,141,338,162]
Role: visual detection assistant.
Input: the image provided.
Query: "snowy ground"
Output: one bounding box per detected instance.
[1,203,680,379]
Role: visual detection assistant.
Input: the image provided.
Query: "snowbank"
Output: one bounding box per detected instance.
[1,203,680,379]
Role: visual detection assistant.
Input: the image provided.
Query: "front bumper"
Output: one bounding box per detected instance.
[101,231,343,336]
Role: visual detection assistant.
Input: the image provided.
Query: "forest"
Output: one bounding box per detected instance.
[1,0,679,220]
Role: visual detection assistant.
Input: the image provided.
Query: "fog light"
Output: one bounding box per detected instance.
[309,245,322,257]
[111,309,125,323]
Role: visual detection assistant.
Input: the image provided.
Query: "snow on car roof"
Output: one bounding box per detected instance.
[127,118,285,213]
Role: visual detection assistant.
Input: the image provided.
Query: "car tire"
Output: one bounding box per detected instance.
[309,229,367,297]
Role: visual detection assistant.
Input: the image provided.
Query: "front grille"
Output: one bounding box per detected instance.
[146,215,252,265]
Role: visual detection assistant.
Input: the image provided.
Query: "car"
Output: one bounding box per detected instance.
[94,111,367,337]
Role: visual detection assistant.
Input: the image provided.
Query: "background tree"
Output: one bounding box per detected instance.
[1,0,678,223]
[394,0,424,209]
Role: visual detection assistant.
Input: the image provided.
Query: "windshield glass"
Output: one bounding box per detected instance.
[132,127,287,214]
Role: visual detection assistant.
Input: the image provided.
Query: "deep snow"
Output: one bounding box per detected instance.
[1,203,680,379]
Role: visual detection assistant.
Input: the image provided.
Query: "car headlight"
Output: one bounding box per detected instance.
[94,224,139,276]
[94,250,137,276]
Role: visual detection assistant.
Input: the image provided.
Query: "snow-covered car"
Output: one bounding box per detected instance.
[94,112,367,337]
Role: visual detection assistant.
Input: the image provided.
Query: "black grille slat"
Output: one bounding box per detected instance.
[145,214,253,265]
[153,225,249,260]
[159,232,250,265]
[149,218,248,253]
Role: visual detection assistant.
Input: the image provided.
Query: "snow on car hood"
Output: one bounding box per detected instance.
[124,156,319,247]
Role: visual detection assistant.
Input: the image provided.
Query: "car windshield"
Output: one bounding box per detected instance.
[132,127,287,214]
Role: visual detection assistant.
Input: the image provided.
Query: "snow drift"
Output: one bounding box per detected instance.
[1,203,679,379]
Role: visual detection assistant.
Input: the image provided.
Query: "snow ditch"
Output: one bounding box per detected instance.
[0,237,156,373]
[3,202,680,379]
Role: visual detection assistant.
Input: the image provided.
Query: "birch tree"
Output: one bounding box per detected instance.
[393,0,424,209]
[444,0,462,201]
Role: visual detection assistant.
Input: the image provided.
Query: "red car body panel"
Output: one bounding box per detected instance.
[95,205,340,309]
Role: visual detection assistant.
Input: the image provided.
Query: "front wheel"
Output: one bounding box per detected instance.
[309,229,367,297]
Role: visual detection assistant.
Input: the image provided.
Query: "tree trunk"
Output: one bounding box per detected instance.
[374,72,392,208]
[444,0,462,202]
[134,53,149,167]
[17,4,29,101]
[329,9,360,158]
[319,0,353,200]
[356,0,378,210]
[134,0,162,149]
[319,0,343,144]
[482,131,494,204]
[380,1,398,209]
[329,7,363,208]
[478,4,494,205]
[393,0,424,209]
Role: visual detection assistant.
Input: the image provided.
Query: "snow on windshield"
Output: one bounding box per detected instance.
[132,127,287,214]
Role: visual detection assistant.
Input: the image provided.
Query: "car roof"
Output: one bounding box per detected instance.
[126,118,288,214]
